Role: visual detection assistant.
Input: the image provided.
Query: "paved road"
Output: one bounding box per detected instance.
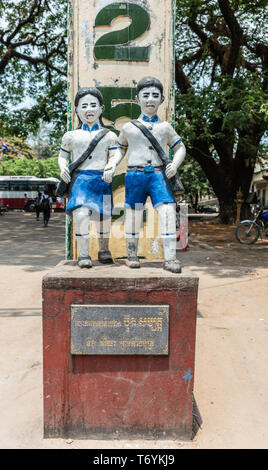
[0,210,268,449]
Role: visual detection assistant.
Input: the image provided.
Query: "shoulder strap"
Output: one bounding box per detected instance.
[68,128,109,176]
[131,119,184,195]
[131,120,169,166]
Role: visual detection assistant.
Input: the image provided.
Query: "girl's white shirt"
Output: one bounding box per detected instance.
[58,127,118,172]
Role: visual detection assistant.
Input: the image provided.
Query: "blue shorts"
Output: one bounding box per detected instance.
[66,170,113,217]
[125,167,176,209]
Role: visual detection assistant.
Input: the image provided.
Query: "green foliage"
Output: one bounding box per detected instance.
[175,0,268,222]
[0,135,34,159]
[0,0,68,143]
[180,155,215,203]
[176,73,268,155]
[0,0,267,225]
[0,155,60,179]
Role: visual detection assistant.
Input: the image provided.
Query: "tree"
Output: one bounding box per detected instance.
[0,155,60,179]
[0,0,67,142]
[180,155,216,210]
[28,120,60,159]
[1,0,267,224]
[1,135,34,159]
[175,0,268,223]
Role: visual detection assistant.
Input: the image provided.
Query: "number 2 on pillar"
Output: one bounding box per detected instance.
[94,2,151,62]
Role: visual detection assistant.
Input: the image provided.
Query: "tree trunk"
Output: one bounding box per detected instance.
[218,198,237,224]
[186,124,260,224]
[194,192,199,212]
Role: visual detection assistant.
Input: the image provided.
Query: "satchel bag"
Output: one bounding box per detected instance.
[131,120,184,195]
[56,128,110,198]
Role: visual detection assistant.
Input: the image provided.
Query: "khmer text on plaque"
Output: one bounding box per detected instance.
[71,304,169,355]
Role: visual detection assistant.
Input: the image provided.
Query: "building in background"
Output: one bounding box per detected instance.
[251,156,268,208]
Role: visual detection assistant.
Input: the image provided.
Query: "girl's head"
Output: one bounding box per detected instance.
[75,87,105,128]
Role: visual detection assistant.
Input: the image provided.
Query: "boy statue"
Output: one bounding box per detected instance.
[103,76,186,273]
[58,87,118,268]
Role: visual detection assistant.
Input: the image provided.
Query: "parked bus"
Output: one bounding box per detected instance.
[0,176,64,210]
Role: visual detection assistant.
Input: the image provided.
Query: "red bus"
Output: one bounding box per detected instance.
[0,176,64,210]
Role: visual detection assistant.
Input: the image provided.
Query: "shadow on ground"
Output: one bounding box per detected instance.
[0,211,267,277]
[0,307,41,317]
[180,220,268,278]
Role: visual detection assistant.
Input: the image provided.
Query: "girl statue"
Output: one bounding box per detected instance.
[58,87,118,268]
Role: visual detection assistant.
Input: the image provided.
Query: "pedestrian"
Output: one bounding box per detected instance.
[41,190,52,227]
[35,192,42,220]
[23,193,28,210]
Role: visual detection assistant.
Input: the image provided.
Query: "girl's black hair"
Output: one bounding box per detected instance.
[75,87,106,129]
[136,77,163,96]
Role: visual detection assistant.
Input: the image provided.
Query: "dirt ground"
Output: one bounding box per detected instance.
[0,211,267,449]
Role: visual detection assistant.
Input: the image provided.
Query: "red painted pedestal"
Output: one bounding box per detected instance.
[42,261,198,439]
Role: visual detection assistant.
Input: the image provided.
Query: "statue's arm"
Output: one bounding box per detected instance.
[58,134,72,183]
[165,141,186,179]
[103,130,128,183]
[165,126,186,179]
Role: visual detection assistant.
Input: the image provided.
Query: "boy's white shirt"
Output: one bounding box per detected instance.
[105,115,186,178]
[117,115,183,167]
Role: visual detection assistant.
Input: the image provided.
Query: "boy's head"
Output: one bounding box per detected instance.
[136,77,163,96]
[136,77,165,117]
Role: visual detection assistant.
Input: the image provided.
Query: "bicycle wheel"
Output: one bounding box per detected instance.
[235,222,260,244]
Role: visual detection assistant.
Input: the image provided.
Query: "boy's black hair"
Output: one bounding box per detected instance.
[136,77,163,96]
[74,87,105,129]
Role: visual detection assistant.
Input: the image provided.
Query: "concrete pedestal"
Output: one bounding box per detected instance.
[42,261,198,439]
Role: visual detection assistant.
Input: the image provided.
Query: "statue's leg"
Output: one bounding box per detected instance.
[72,206,92,268]
[125,207,143,268]
[156,203,181,273]
[95,214,113,264]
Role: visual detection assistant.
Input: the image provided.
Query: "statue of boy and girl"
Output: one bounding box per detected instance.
[58,77,186,273]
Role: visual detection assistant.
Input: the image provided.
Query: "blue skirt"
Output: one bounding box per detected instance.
[66,170,113,217]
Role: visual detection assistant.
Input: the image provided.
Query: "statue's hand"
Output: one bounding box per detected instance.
[103,164,115,183]
[165,162,177,179]
[60,167,71,183]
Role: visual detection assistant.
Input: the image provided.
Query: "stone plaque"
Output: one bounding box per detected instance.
[70,304,169,355]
